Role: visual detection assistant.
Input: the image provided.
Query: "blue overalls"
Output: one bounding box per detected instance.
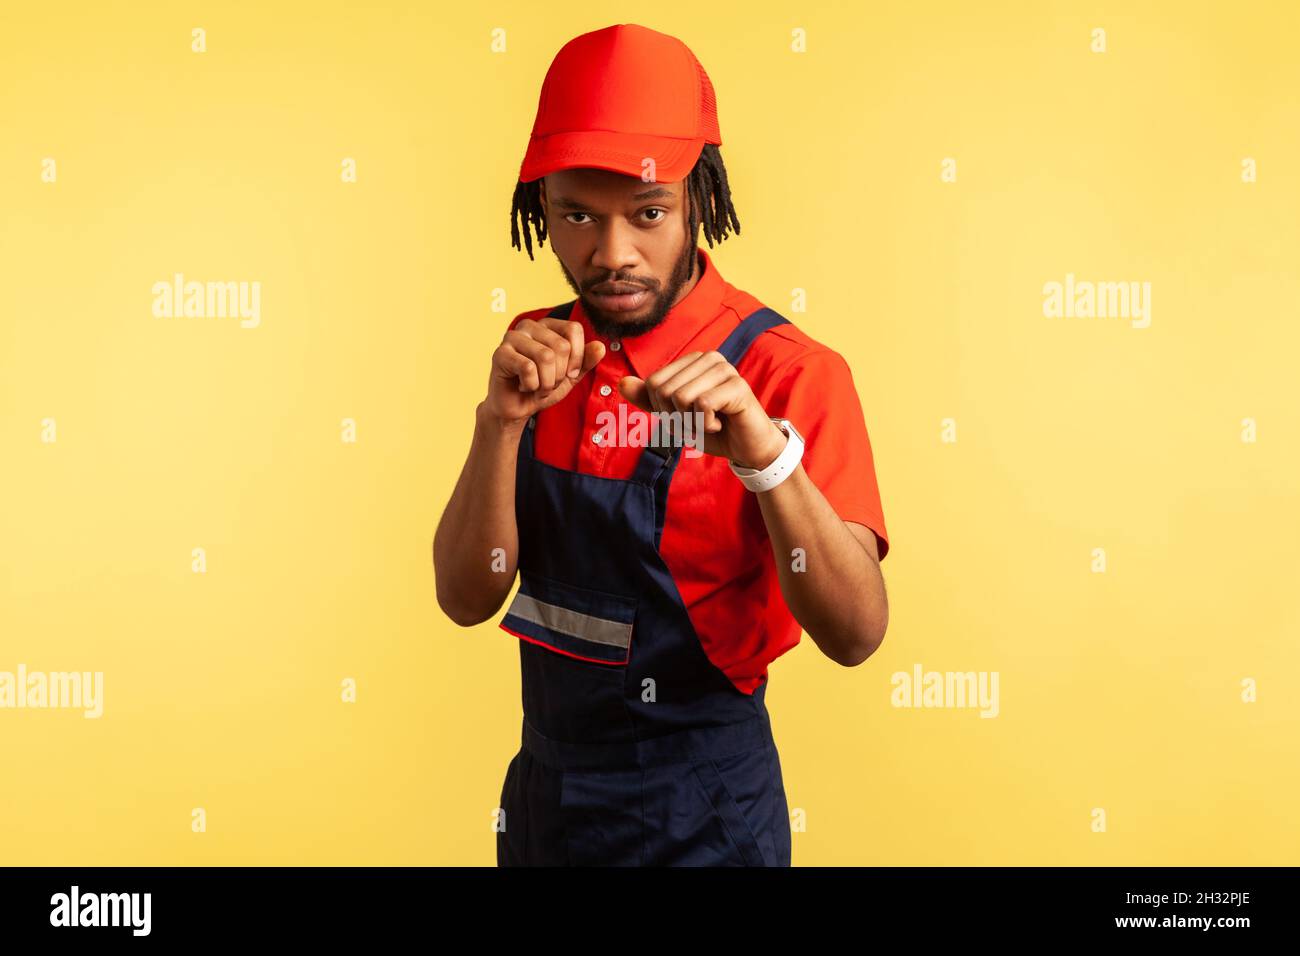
[496,302,794,867]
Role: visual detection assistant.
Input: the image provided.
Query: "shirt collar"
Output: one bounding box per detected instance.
[574,247,726,379]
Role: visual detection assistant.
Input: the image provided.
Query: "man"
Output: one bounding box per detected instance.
[434,23,890,866]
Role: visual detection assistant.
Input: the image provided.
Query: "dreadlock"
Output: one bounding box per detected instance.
[509,143,741,262]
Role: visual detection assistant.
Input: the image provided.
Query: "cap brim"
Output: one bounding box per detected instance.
[519,129,705,183]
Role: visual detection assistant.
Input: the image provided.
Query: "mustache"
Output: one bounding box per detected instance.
[584,277,657,294]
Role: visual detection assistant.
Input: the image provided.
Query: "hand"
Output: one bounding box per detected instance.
[618,350,787,469]
[486,317,606,425]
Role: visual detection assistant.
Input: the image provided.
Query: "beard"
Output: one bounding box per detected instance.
[556,240,698,340]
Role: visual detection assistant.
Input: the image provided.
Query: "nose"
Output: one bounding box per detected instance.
[589,219,642,279]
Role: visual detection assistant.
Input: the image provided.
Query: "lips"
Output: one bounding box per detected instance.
[588,285,651,312]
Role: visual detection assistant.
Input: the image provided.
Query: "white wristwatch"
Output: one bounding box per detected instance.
[728,418,805,493]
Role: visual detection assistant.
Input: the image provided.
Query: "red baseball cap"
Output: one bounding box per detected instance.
[518,23,721,185]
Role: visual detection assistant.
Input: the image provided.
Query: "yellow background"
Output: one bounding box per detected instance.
[2,0,1297,865]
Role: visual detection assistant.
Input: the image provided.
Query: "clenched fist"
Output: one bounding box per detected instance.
[486,317,606,425]
[618,350,787,471]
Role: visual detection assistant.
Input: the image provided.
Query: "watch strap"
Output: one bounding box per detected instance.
[729,419,804,493]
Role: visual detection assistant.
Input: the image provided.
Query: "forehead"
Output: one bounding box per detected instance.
[543,168,682,208]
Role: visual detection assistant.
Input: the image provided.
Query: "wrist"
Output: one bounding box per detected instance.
[733,420,789,471]
[729,417,805,493]
[475,400,529,439]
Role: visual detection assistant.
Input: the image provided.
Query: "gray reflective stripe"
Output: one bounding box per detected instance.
[506,593,632,649]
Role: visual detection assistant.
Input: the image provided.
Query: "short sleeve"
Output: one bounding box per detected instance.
[764,348,890,561]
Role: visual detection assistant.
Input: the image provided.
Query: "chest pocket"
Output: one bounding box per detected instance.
[501,572,637,666]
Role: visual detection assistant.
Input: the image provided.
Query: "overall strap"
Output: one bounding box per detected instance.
[519,300,578,458]
[631,305,791,483]
[630,307,793,549]
[713,307,791,367]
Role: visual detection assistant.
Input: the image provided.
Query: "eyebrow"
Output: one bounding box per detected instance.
[548,186,676,211]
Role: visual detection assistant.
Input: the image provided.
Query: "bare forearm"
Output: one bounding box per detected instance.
[755,465,887,665]
[433,402,526,626]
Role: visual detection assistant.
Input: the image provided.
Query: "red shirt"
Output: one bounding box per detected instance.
[503,247,889,693]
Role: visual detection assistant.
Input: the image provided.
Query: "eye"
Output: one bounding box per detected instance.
[564,212,592,224]
[642,208,667,222]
